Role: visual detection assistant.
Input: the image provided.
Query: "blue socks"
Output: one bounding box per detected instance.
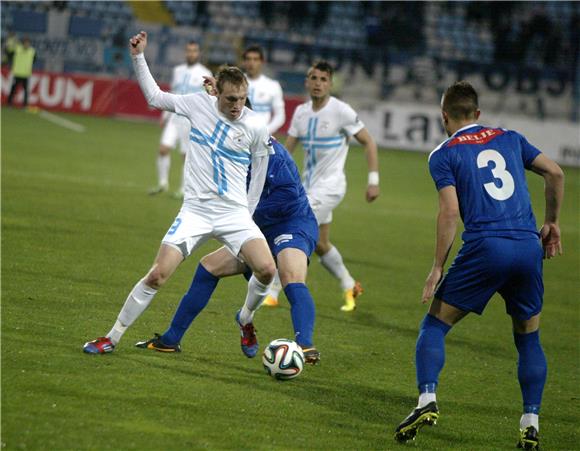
[284,283,316,347]
[416,314,452,393]
[414,314,546,417]
[161,264,219,346]
[514,330,547,414]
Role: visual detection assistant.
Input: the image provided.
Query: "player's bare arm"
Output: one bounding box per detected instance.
[530,153,565,259]
[422,186,459,303]
[354,128,380,202]
[284,135,299,154]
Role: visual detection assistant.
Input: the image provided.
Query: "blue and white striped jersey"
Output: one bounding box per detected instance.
[288,96,364,194]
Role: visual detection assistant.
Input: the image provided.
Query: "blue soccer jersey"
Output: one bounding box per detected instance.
[429,124,541,242]
[252,139,314,229]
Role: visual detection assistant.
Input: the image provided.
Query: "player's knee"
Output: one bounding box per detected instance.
[253,260,276,285]
[315,240,331,256]
[279,269,306,287]
[199,257,221,277]
[144,266,170,289]
[159,146,170,156]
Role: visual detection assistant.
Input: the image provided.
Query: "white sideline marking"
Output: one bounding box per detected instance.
[38,110,86,133]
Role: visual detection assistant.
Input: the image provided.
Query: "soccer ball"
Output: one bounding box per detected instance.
[262,338,304,380]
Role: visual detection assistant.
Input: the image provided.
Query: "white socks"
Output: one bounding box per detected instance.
[319,246,355,290]
[107,279,157,345]
[520,413,539,431]
[417,392,437,409]
[157,154,170,188]
[266,270,282,300]
[239,275,270,325]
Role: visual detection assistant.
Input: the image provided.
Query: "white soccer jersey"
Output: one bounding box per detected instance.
[247,74,285,134]
[288,96,364,195]
[171,62,212,95]
[133,54,271,211]
[177,93,271,209]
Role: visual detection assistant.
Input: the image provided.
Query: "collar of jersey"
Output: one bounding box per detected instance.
[452,123,481,137]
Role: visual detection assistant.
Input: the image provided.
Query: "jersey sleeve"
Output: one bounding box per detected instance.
[287,107,301,138]
[428,149,456,191]
[267,81,286,134]
[170,67,179,92]
[517,133,542,169]
[340,102,365,136]
[171,92,208,120]
[252,124,274,158]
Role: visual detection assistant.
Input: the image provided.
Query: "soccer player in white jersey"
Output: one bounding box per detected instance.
[150,40,212,198]
[265,60,380,312]
[83,31,276,354]
[242,45,285,135]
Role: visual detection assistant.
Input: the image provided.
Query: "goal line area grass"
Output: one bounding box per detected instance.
[2,108,578,450]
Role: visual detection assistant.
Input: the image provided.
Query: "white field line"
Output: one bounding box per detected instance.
[38,110,87,133]
[4,169,142,190]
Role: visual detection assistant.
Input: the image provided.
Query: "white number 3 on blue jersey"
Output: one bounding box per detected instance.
[477,149,515,201]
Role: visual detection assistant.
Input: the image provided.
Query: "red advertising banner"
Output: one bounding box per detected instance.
[1,67,165,119]
[1,67,304,130]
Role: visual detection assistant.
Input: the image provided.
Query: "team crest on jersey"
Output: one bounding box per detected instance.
[234,131,244,144]
[320,121,330,130]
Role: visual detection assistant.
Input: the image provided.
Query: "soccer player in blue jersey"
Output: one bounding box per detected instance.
[135,138,321,364]
[394,81,564,450]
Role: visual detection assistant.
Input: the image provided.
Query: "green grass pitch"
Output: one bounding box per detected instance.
[2,107,578,450]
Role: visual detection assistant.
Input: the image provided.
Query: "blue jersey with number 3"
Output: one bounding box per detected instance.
[428,124,541,242]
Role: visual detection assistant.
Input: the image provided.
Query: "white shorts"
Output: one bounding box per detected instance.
[161,200,265,258]
[307,190,345,225]
[160,115,190,155]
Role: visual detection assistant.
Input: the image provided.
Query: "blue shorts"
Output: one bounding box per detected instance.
[435,237,543,320]
[261,213,319,260]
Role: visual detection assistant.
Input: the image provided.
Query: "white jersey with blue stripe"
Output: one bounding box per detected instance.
[175,93,271,209]
[288,96,364,194]
[247,74,285,134]
[132,53,271,211]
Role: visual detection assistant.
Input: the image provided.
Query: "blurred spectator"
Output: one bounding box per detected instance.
[7,37,36,107]
[2,31,17,67]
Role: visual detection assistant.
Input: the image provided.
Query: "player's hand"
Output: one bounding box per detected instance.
[366,185,380,202]
[129,31,147,56]
[540,222,562,259]
[203,76,218,96]
[422,266,443,304]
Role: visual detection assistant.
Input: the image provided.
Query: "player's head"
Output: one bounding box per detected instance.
[306,61,333,101]
[242,45,265,78]
[185,41,200,66]
[216,66,248,120]
[441,81,481,136]
[22,36,31,47]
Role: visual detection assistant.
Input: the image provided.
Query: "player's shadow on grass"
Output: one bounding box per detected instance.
[123,355,492,448]
[346,311,514,362]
